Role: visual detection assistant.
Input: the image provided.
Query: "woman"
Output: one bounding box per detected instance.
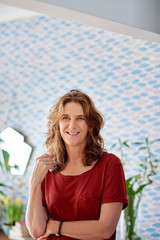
[26,89,128,240]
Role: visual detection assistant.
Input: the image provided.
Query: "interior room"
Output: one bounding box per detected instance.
[0,1,160,239]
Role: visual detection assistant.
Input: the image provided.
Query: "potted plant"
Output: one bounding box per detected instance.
[111,137,160,240]
[0,137,19,227]
[0,138,19,194]
[0,196,23,235]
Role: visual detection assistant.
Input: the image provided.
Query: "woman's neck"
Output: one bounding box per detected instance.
[66,147,84,166]
[60,145,98,176]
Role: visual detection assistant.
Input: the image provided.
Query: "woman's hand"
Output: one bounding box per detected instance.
[30,154,55,186]
[38,218,59,239]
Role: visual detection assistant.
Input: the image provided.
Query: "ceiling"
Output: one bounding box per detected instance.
[0,3,39,22]
[0,0,160,43]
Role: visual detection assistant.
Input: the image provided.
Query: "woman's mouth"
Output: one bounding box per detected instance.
[66,132,80,136]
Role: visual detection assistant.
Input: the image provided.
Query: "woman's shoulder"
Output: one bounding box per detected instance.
[100,151,122,167]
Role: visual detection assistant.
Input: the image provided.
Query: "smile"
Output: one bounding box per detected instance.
[66,132,80,135]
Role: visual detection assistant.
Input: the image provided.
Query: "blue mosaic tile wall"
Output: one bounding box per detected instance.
[0,15,160,239]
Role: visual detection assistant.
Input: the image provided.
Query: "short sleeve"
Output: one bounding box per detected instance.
[101,157,128,210]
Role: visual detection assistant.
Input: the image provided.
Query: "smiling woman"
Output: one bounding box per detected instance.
[25,89,128,240]
[45,89,105,171]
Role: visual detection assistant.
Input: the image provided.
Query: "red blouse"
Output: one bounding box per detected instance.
[41,152,128,240]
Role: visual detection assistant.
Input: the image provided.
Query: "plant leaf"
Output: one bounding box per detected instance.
[138,147,147,150]
[135,181,152,194]
[0,182,13,189]
[123,141,130,147]
[151,138,160,144]
[110,143,117,149]
[132,142,143,145]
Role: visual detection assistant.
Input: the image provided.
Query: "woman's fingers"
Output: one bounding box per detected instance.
[36,158,55,171]
[36,153,54,162]
[31,154,55,184]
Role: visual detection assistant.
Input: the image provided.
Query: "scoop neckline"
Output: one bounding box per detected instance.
[57,152,106,179]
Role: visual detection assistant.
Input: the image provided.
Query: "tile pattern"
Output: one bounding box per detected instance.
[0,15,160,239]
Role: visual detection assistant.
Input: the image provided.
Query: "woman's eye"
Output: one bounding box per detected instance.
[77,117,84,120]
[62,116,69,120]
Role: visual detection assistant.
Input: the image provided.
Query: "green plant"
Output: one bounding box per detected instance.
[0,137,21,225]
[0,138,19,195]
[111,137,160,240]
[0,196,23,225]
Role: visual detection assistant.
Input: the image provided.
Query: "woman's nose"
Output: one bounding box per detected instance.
[69,119,76,129]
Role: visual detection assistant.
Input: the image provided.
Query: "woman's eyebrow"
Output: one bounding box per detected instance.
[62,114,85,117]
[77,115,85,117]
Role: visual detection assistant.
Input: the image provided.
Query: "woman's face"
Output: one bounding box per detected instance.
[59,102,88,150]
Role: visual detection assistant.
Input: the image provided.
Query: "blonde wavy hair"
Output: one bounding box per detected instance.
[45,89,104,172]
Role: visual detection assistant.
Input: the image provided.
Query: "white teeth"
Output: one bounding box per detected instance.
[67,132,79,135]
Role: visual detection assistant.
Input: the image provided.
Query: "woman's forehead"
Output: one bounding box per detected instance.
[63,102,84,115]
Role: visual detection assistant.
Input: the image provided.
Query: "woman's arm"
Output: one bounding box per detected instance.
[25,182,48,239]
[25,154,55,239]
[40,202,123,240]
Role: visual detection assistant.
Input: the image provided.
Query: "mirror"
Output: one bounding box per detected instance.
[0,127,32,175]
